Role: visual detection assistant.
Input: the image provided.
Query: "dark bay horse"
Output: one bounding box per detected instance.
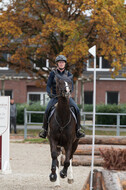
[47,74,79,187]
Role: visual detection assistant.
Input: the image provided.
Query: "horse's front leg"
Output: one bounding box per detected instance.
[49,142,58,183]
[60,146,72,179]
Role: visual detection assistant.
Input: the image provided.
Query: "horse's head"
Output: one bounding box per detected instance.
[56,74,73,98]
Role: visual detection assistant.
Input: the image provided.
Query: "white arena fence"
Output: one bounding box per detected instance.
[24,108,126,139]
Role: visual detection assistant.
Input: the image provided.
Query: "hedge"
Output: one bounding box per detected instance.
[79,104,126,125]
[17,103,126,125]
[16,102,46,124]
[96,104,126,125]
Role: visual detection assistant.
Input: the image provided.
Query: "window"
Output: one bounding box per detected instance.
[33,57,49,71]
[29,94,40,103]
[0,53,9,70]
[0,90,12,98]
[106,91,119,105]
[5,90,12,98]
[87,56,113,71]
[84,91,93,104]
[27,92,49,105]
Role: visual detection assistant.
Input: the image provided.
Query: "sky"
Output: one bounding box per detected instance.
[0,0,126,11]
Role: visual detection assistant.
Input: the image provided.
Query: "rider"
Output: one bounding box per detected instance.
[39,55,85,139]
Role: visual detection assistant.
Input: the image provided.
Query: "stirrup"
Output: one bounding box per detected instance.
[39,129,47,139]
[76,129,85,139]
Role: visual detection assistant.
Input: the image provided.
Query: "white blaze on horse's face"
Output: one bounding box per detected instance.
[64,81,70,94]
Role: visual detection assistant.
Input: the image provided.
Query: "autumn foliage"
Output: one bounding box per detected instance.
[100,147,126,170]
[0,0,125,81]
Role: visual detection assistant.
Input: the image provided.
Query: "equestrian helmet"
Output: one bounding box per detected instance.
[55,55,67,63]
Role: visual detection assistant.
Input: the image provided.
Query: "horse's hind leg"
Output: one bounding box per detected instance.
[60,147,72,179]
[67,159,74,184]
[54,147,61,187]
[54,154,61,188]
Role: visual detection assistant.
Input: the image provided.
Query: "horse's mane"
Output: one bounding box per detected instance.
[56,73,73,83]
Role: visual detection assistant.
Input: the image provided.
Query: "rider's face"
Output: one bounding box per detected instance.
[57,61,66,70]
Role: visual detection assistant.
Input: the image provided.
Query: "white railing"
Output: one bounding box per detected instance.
[24,109,126,139]
[81,112,126,136]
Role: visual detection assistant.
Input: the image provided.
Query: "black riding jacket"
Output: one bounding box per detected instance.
[46,69,73,96]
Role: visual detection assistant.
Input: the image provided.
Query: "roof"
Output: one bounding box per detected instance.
[0,66,126,81]
[0,68,34,79]
[82,67,126,81]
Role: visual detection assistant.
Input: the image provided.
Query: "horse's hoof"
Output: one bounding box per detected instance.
[49,173,57,182]
[60,170,67,178]
[54,185,60,189]
[68,178,74,184]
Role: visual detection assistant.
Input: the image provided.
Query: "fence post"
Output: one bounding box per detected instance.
[24,108,27,139]
[29,113,31,123]
[81,110,85,129]
[116,114,120,136]
[83,112,86,128]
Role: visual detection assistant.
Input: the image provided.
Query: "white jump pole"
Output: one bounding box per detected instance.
[88,45,96,190]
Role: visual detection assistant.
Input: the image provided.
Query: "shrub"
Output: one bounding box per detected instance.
[27,102,46,123]
[16,103,28,124]
[16,102,46,124]
[81,104,126,125]
[96,104,126,125]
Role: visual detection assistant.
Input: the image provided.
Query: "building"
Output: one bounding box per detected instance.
[77,56,126,105]
[0,66,49,105]
[0,56,126,106]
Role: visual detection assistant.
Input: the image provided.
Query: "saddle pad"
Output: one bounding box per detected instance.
[48,107,56,123]
[70,108,77,123]
[48,107,77,124]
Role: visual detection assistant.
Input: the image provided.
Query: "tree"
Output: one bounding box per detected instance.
[0,0,125,82]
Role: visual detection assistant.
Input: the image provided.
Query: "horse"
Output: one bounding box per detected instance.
[47,74,79,187]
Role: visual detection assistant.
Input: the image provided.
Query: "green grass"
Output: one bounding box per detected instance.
[10,128,126,144]
[11,129,40,136]
[11,129,126,137]
[85,129,126,136]
[23,138,48,143]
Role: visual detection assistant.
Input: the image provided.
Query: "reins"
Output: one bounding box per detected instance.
[52,94,62,98]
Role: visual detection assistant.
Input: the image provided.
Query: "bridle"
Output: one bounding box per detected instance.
[54,80,72,132]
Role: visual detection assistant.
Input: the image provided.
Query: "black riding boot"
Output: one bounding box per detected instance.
[76,112,85,139]
[39,114,48,139]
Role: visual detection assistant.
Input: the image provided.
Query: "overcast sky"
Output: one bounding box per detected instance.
[0,0,126,10]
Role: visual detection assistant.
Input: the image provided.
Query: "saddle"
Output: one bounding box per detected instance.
[48,105,77,123]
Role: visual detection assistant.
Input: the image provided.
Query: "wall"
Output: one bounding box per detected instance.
[0,79,46,104]
[78,80,126,104]
[1,78,126,105]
